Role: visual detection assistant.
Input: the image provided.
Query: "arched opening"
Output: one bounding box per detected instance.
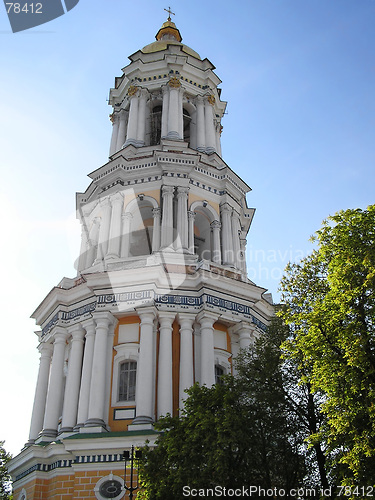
[183,107,191,144]
[150,105,162,146]
[215,364,225,385]
[129,200,154,257]
[193,210,211,260]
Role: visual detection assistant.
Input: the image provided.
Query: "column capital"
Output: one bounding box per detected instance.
[92,311,116,328]
[162,185,175,196]
[122,211,133,220]
[158,311,176,323]
[229,321,254,335]
[188,210,196,220]
[137,306,157,324]
[152,207,162,217]
[67,323,85,340]
[111,191,124,204]
[196,311,219,327]
[100,197,112,209]
[210,220,221,229]
[220,202,232,214]
[81,317,96,333]
[51,327,69,343]
[177,186,189,197]
[38,342,53,356]
[177,312,195,325]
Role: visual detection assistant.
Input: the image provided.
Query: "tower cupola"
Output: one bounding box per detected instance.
[108,13,226,155]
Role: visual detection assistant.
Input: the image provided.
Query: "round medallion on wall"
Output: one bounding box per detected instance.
[94,474,124,500]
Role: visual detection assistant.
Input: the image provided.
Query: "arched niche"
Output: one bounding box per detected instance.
[183,100,196,149]
[125,195,159,257]
[189,200,219,261]
[149,100,162,146]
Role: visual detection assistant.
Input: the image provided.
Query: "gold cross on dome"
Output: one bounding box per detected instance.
[164,6,175,21]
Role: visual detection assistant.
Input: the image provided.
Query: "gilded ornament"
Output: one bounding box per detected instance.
[208,94,215,105]
[168,76,181,88]
[127,85,138,97]
[109,112,114,123]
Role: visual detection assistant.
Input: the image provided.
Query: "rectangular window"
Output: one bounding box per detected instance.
[118,361,137,401]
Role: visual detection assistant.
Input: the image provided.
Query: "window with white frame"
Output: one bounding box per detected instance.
[215,364,225,385]
[118,360,137,402]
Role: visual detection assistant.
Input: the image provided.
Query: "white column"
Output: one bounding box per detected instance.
[109,113,120,156]
[238,323,254,350]
[60,325,85,432]
[176,187,189,250]
[188,210,196,254]
[85,217,100,268]
[75,319,96,429]
[220,203,234,266]
[136,89,148,146]
[86,312,113,427]
[210,220,222,264]
[106,192,124,260]
[77,218,89,273]
[121,212,133,258]
[167,81,182,140]
[160,186,174,248]
[178,88,184,140]
[42,328,68,438]
[161,85,169,139]
[116,111,127,152]
[232,210,242,270]
[95,198,112,263]
[133,308,156,424]
[152,207,161,252]
[178,314,194,404]
[240,237,247,274]
[157,312,175,418]
[28,342,53,443]
[216,122,223,158]
[196,96,206,152]
[104,321,117,425]
[204,96,217,154]
[124,90,139,147]
[197,312,218,387]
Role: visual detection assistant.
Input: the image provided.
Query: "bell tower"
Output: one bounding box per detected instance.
[9,15,273,500]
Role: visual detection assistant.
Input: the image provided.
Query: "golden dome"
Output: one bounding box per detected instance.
[156,19,182,42]
[141,17,201,60]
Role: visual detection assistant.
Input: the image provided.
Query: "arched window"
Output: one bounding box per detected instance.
[118,361,137,401]
[150,105,162,146]
[129,202,154,257]
[183,107,191,144]
[215,364,225,385]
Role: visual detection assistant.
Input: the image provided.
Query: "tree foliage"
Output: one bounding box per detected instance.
[0,441,12,500]
[279,205,375,483]
[138,331,308,499]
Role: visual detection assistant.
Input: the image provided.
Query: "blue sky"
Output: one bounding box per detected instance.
[1,0,374,456]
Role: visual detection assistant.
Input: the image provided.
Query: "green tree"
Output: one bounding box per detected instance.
[138,358,306,499]
[236,316,330,490]
[0,441,12,500]
[279,205,375,484]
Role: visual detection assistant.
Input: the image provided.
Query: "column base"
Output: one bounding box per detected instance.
[80,425,108,434]
[38,428,58,439]
[131,415,154,425]
[166,131,182,140]
[205,147,216,154]
[123,139,145,148]
[84,418,107,428]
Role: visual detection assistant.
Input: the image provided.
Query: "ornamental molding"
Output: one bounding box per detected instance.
[40,288,267,337]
